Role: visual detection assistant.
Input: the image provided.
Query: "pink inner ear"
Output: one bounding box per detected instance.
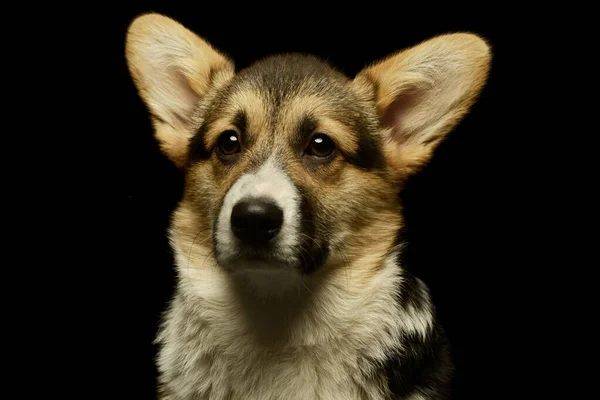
[171,68,201,124]
[381,91,421,144]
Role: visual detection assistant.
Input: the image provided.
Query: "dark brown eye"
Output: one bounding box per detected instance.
[217,130,241,156]
[305,133,335,158]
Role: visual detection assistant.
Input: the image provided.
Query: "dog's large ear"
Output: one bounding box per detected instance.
[353,33,491,178]
[126,13,234,167]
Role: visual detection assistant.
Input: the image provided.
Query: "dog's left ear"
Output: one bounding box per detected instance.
[353,33,491,178]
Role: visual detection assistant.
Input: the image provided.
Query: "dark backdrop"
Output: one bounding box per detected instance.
[99,4,522,399]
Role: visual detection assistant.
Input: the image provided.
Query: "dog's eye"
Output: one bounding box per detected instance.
[305,134,335,158]
[217,130,241,156]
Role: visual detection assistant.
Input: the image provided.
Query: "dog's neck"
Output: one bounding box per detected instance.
[172,242,419,350]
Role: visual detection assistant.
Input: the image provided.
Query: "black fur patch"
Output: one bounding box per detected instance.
[188,123,211,162]
[232,109,247,135]
[295,114,319,152]
[347,125,385,170]
[399,272,430,312]
[393,228,430,311]
[383,327,454,399]
[188,110,249,165]
[296,185,329,274]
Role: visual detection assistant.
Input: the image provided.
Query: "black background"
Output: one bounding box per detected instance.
[86,4,533,399]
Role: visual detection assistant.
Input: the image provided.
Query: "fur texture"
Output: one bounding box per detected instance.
[126,13,491,400]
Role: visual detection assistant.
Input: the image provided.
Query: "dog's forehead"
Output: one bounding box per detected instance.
[239,54,349,94]
[190,54,384,171]
[202,54,381,148]
[221,54,355,118]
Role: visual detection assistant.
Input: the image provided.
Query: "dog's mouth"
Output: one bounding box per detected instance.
[214,237,329,297]
[214,231,328,276]
[217,246,298,272]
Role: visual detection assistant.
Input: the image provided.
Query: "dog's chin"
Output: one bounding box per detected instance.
[217,254,306,296]
[220,254,298,274]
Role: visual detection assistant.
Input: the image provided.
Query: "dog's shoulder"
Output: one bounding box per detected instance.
[379,250,454,399]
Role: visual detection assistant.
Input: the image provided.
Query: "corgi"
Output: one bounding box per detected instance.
[126,13,491,400]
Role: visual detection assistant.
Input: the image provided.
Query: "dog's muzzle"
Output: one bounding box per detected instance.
[214,157,301,270]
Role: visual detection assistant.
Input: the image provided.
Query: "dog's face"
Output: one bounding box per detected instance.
[185,55,398,275]
[126,14,490,285]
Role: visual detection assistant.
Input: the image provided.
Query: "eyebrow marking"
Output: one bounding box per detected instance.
[232,109,247,133]
[296,114,319,145]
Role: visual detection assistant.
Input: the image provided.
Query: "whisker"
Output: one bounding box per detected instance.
[187,230,204,270]
[184,227,214,275]
[295,245,317,296]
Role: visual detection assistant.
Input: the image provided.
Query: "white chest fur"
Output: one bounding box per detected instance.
[156,246,433,400]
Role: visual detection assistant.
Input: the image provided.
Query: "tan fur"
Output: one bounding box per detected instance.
[202,89,269,150]
[282,94,361,154]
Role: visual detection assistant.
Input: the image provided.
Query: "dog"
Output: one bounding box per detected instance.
[126,13,490,400]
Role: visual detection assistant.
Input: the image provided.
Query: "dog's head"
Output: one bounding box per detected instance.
[126,14,490,288]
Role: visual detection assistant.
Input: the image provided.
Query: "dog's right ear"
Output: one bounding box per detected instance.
[126,13,234,167]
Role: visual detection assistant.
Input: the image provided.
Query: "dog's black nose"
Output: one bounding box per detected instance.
[231,198,283,244]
